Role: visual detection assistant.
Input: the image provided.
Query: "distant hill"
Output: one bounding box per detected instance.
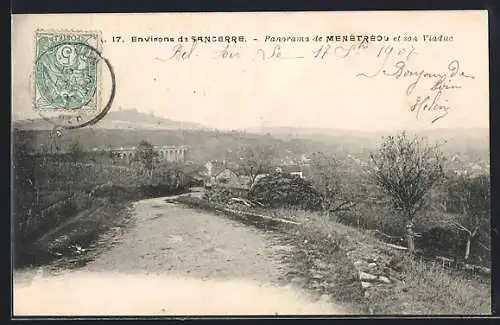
[244,126,489,159]
[12,112,489,168]
[244,126,380,138]
[12,109,209,131]
[12,128,278,164]
[245,126,489,141]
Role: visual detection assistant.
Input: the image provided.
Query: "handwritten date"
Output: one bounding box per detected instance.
[257,44,304,60]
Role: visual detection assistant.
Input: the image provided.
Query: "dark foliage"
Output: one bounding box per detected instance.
[248,173,322,210]
[203,186,244,204]
[417,227,467,259]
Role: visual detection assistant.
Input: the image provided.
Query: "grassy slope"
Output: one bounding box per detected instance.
[176,196,490,315]
[15,200,134,270]
[273,209,491,315]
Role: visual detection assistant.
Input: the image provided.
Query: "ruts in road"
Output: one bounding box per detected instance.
[14,196,351,315]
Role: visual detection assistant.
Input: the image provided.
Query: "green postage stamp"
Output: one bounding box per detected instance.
[34,30,102,112]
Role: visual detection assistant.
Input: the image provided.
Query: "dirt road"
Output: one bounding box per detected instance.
[14,196,351,316]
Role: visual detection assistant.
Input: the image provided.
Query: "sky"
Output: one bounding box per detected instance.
[12,11,489,131]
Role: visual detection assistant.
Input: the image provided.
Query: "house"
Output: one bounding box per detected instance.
[276,165,305,179]
[204,160,245,187]
[214,168,240,187]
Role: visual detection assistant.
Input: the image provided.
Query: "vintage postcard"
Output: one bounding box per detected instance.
[11,11,490,316]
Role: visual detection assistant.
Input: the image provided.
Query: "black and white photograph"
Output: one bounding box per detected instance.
[11,11,491,316]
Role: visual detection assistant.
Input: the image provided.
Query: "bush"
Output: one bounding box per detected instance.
[203,186,241,204]
[248,173,321,210]
[416,227,466,259]
[416,226,490,266]
[335,202,406,238]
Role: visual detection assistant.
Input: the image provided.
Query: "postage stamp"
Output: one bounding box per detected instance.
[34,30,102,112]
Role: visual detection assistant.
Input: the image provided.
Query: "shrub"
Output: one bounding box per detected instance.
[203,186,238,204]
[335,202,406,238]
[416,227,466,259]
[248,173,321,210]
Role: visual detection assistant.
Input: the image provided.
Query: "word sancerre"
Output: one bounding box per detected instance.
[190,35,246,43]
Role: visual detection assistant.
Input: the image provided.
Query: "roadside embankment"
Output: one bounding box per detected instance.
[173,195,369,314]
[173,195,491,315]
[14,183,187,269]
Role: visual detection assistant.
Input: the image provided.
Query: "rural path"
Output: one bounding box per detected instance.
[14,196,351,316]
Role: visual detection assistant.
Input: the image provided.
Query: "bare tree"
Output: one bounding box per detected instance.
[444,174,490,261]
[239,142,275,187]
[369,131,445,253]
[309,152,356,217]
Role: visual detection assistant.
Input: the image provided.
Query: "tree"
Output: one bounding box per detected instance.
[69,140,84,161]
[444,174,490,261]
[239,142,275,187]
[154,161,205,187]
[369,131,445,253]
[309,152,356,217]
[135,141,158,177]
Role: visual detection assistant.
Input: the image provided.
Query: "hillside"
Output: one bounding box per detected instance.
[12,110,489,169]
[245,126,490,163]
[12,109,208,131]
[12,128,287,164]
[246,126,489,140]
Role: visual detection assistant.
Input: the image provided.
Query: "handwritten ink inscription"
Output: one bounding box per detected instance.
[214,45,240,59]
[150,38,477,124]
[257,44,305,60]
[153,42,198,62]
[356,45,475,124]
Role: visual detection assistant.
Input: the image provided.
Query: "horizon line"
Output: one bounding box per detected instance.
[11,111,490,133]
